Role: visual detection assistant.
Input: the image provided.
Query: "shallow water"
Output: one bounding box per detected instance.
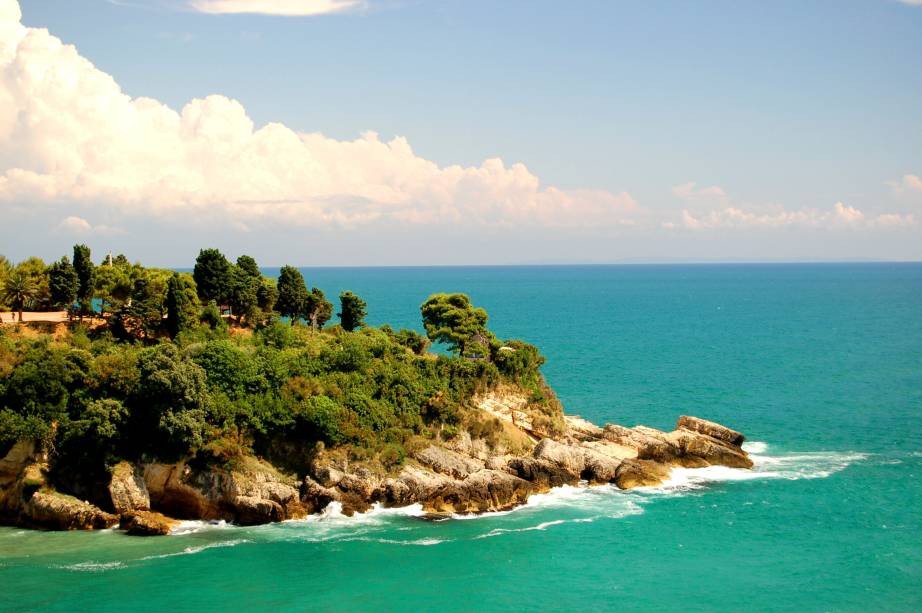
[2,263,920,611]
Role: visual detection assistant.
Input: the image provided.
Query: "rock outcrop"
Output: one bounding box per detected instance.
[108,461,150,514]
[0,399,754,534]
[24,491,118,530]
[120,510,178,536]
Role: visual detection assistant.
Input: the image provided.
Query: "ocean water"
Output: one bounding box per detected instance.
[1,263,920,612]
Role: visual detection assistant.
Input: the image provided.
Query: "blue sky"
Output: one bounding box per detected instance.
[1,0,921,265]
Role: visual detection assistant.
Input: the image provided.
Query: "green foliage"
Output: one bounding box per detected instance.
[48,257,78,310]
[420,293,491,354]
[165,273,199,338]
[2,271,34,320]
[0,250,557,507]
[228,257,261,324]
[133,344,208,454]
[276,266,307,323]
[189,340,266,400]
[193,248,231,304]
[338,291,367,331]
[73,244,96,316]
[200,301,225,331]
[306,287,333,330]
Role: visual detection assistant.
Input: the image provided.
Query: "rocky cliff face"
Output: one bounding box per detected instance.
[0,386,753,534]
[0,440,118,530]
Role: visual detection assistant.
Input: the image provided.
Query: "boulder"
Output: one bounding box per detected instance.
[531,438,585,477]
[672,430,753,469]
[24,491,118,530]
[614,459,671,489]
[120,510,177,536]
[506,457,577,489]
[677,415,745,446]
[232,495,284,525]
[581,449,621,484]
[108,461,150,514]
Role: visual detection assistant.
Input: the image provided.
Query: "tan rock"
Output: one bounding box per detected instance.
[120,510,178,536]
[108,461,150,514]
[24,491,118,530]
[414,445,484,479]
[614,459,671,489]
[677,415,745,446]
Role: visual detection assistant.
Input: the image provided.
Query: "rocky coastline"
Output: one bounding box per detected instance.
[0,386,752,536]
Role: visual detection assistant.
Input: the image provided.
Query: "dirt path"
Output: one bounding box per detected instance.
[0,311,70,324]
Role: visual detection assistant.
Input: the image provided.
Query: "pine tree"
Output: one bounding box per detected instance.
[338,291,367,331]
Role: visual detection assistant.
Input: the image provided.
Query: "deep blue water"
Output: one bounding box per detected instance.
[1,263,920,611]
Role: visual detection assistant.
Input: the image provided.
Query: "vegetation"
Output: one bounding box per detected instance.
[0,246,557,507]
[338,291,367,332]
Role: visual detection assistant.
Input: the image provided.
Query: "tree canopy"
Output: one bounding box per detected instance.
[420,293,491,355]
[193,248,231,305]
[338,291,368,331]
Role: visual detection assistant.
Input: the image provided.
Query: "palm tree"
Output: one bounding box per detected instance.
[3,272,35,322]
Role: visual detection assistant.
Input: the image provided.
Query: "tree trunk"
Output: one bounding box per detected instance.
[18,308,23,322]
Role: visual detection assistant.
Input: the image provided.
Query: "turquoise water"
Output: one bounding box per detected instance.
[2,264,920,612]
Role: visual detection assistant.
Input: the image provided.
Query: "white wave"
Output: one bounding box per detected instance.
[742,441,768,454]
[341,536,447,546]
[638,447,869,494]
[475,519,570,539]
[58,561,124,572]
[170,519,232,535]
[140,538,251,560]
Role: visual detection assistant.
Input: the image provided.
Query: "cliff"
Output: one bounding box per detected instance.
[0,385,752,534]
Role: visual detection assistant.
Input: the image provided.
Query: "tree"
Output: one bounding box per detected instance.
[227,265,259,325]
[13,257,50,311]
[256,277,278,313]
[276,266,307,325]
[306,287,333,330]
[0,255,11,310]
[338,291,367,331]
[3,271,35,322]
[48,257,78,312]
[193,248,231,305]
[73,244,96,318]
[420,293,490,355]
[235,255,260,279]
[165,273,198,338]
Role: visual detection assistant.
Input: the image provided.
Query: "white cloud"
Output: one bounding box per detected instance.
[673,201,907,230]
[889,173,922,194]
[0,0,638,230]
[873,213,916,227]
[188,0,362,16]
[56,215,92,233]
[671,181,727,202]
[897,0,922,6]
[834,201,864,224]
[54,215,125,235]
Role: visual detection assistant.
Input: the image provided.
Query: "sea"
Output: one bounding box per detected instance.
[1,263,920,612]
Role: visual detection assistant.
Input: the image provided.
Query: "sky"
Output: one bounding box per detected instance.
[0,0,920,266]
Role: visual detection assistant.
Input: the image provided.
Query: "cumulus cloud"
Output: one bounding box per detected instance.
[0,0,637,230]
[889,173,922,195]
